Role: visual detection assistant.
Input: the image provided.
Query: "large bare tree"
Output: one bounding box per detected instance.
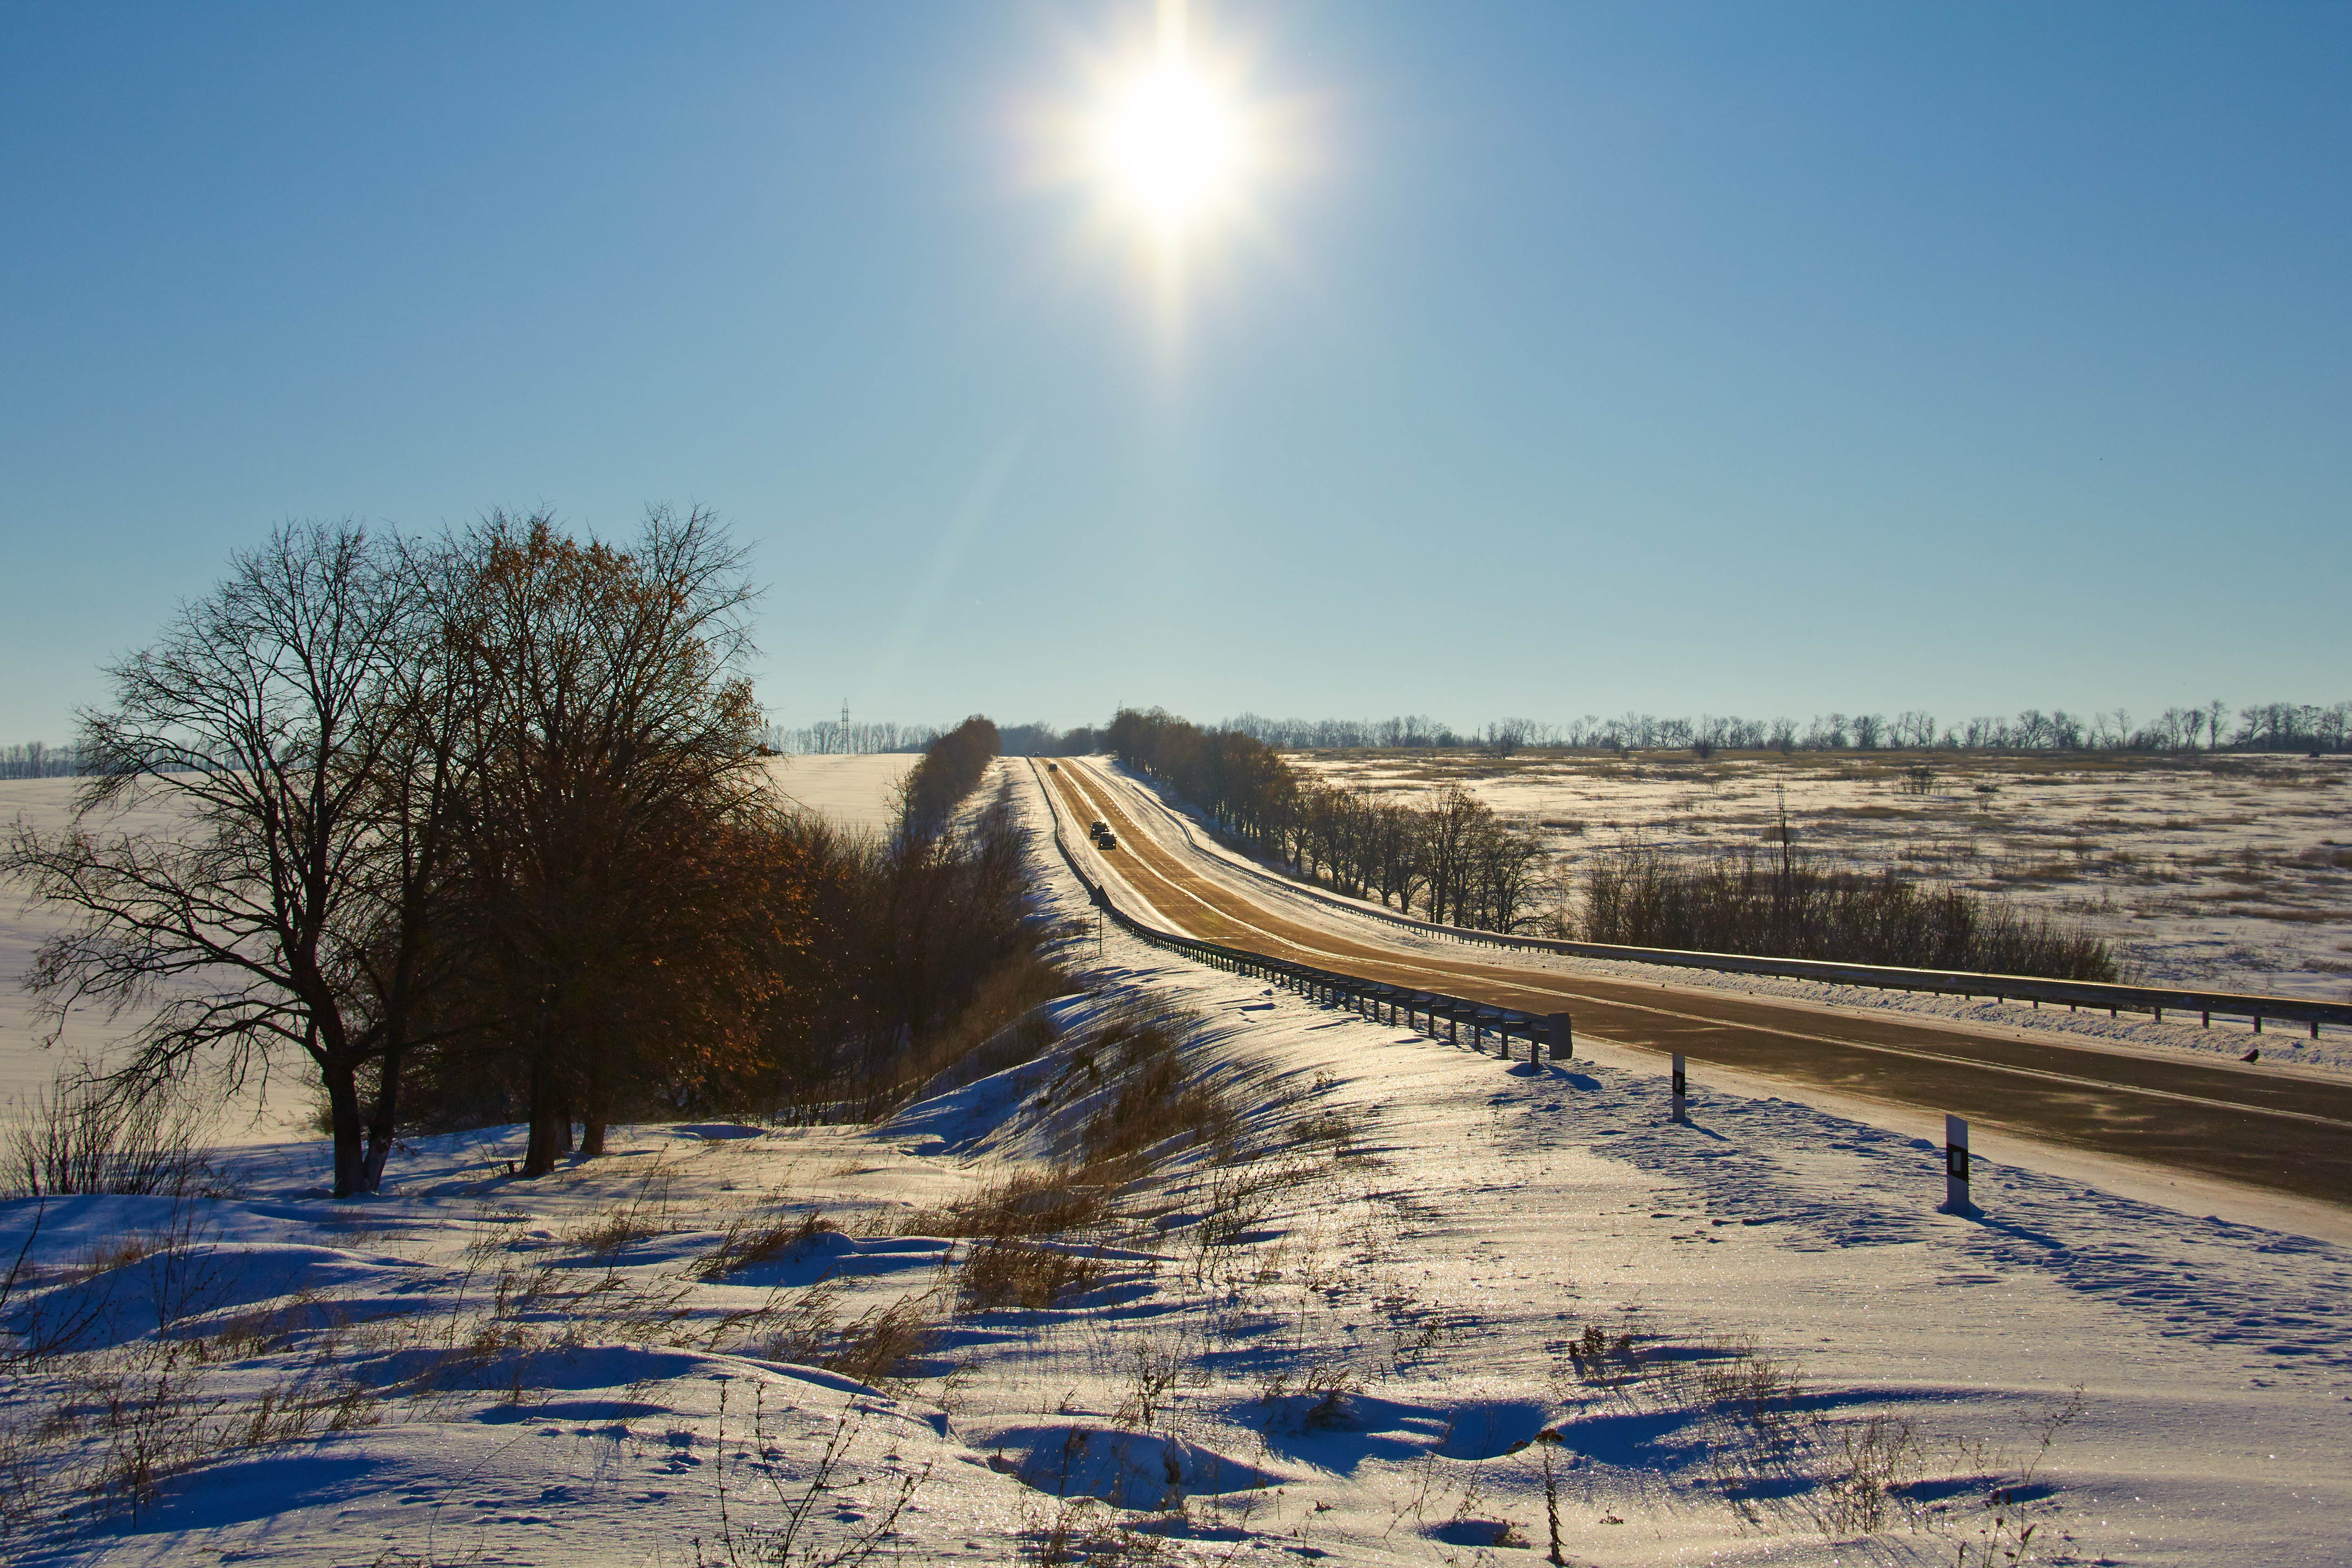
[4,522,452,1197]
[438,505,771,1176]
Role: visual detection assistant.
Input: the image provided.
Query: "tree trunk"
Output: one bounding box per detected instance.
[359,1044,404,1193]
[322,1059,365,1199]
[522,1058,564,1177]
[580,1067,608,1157]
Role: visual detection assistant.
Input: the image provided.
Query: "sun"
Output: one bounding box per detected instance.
[1086,3,1253,244]
[1100,60,1240,233]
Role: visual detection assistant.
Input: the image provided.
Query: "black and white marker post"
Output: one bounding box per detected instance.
[1670,1054,1688,1124]
[1547,1012,1574,1063]
[1943,1113,1974,1213]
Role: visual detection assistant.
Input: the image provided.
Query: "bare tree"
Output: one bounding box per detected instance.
[438,506,768,1175]
[4,523,438,1197]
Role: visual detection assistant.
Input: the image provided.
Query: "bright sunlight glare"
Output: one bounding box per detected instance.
[1086,2,1254,244]
[1103,64,1240,230]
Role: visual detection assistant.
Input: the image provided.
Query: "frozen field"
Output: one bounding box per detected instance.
[761,753,918,835]
[1295,750,2352,1002]
[1,764,2345,1565]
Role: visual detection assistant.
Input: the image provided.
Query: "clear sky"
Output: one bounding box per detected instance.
[3,2,2345,741]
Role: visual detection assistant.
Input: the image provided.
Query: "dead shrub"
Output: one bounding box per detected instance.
[822,1294,937,1389]
[1070,1008,1236,1168]
[697,1210,838,1281]
[750,1282,842,1366]
[902,1169,1113,1240]
[1290,1110,1354,1152]
[0,1075,217,1201]
[901,953,1074,1101]
[557,1210,660,1265]
[958,1240,1106,1312]
[1814,1414,1920,1536]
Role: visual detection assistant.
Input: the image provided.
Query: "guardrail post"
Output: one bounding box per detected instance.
[1547,1012,1573,1061]
[1943,1114,1973,1213]
[1670,1054,1686,1123]
[1448,1008,1459,1047]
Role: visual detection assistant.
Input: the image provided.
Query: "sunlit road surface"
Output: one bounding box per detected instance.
[1041,759,2352,1206]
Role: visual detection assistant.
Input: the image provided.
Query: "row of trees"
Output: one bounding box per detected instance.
[5,512,1040,1196]
[1102,706,2121,974]
[1580,844,2120,980]
[24,698,2341,781]
[0,743,85,779]
[1105,707,1553,933]
[762,718,941,755]
[1218,703,2352,756]
[895,716,1000,844]
[997,722,1104,757]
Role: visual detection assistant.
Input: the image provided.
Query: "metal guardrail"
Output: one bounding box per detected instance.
[1034,762,1573,1063]
[1056,760,2351,1040]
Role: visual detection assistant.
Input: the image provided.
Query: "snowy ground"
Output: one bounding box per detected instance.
[762,755,918,836]
[1293,750,2352,1002]
[2,761,2346,1565]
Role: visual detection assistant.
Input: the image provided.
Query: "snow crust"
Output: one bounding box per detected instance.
[0,760,2343,1564]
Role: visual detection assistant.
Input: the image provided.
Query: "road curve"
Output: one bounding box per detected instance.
[1038,757,2352,1206]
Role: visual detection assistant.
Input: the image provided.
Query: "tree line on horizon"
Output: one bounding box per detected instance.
[22,697,2344,780]
[4,513,1047,1198]
[1217,703,2352,756]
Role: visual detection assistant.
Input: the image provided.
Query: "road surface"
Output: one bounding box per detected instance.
[1039,757,2352,1206]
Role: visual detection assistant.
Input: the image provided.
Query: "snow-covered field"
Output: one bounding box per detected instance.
[1294,750,2352,1002]
[762,754,918,836]
[2,764,2346,1565]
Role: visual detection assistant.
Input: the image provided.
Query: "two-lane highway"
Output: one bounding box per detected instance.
[1039,757,2352,1205]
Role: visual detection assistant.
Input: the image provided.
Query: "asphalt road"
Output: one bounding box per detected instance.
[1041,757,2352,1207]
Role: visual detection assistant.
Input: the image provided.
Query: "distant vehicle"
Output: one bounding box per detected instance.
[1047,762,1058,772]
[1097,832,1117,851]
[1089,820,1107,838]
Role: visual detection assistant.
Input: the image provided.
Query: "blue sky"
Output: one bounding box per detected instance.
[3,2,2345,740]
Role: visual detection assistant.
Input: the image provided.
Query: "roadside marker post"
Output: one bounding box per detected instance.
[1548,1012,1574,1063]
[1943,1114,1974,1213]
[1670,1054,1687,1123]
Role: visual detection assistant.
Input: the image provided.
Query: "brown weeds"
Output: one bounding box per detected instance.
[958,1241,1106,1312]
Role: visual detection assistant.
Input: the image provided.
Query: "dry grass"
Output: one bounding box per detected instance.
[819,1295,939,1389]
[958,1240,1106,1312]
[903,1168,1116,1240]
[696,1210,838,1281]
[0,1076,221,1202]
